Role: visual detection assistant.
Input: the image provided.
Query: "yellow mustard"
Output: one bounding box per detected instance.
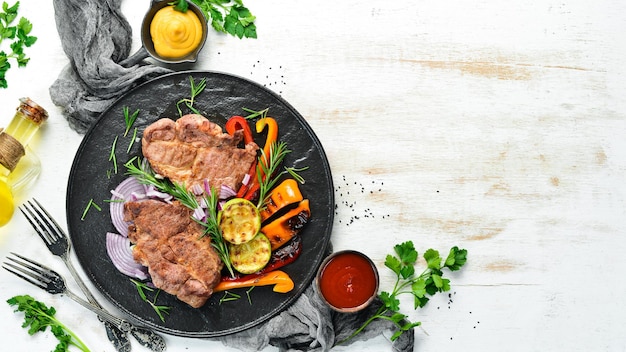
[150,6,203,59]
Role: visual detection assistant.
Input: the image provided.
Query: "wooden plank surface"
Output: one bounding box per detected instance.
[0,0,625,350]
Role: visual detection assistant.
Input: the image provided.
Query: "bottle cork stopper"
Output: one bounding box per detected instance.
[18,97,48,125]
[0,128,25,172]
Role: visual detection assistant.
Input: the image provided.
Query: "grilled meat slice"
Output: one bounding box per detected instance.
[124,199,222,308]
[142,114,258,191]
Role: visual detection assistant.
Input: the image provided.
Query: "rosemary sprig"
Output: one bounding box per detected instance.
[242,107,269,119]
[123,106,140,137]
[197,186,235,277]
[124,156,198,210]
[81,199,101,221]
[176,76,207,116]
[130,279,170,322]
[285,166,309,184]
[127,127,138,153]
[219,291,241,304]
[256,141,291,208]
[109,135,119,174]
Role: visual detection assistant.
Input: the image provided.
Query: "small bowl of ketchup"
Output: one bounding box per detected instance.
[316,250,379,313]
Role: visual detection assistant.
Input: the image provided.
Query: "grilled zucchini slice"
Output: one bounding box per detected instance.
[229,232,272,274]
[219,198,261,244]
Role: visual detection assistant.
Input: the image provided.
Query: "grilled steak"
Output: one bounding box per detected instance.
[124,199,223,308]
[142,114,259,191]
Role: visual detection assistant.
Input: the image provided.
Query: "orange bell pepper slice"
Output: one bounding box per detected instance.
[262,199,310,251]
[214,270,294,293]
[259,178,304,221]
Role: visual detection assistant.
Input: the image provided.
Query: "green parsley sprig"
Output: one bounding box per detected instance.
[7,295,90,352]
[183,0,257,39]
[0,1,37,88]
[341,241,468,344]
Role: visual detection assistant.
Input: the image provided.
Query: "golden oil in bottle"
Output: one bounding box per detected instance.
[0,97,48,226]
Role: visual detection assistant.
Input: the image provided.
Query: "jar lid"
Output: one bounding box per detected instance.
[17,97,48,125]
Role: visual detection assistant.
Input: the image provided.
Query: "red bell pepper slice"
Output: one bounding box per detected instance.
[225,116,254,144]
[242,117,279,201]
[226,116,256,196]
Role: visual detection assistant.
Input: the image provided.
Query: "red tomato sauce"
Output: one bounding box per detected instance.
[318,251,378,310]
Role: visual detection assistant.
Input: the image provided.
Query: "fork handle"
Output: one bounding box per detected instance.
[63,257,166,351]
[63,255,102,307]
[64,288,167,351]
[64,288,133,332]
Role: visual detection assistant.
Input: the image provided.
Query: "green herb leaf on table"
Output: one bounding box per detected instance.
[190,0,257,39]
[7,295,90,352]
[340,241,468,345]
[170,0,189,12]
[0,1,37,88]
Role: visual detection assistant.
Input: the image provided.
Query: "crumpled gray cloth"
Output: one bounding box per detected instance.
[49,0,171,133]
[217,282,414,352]
[48,0,414,350]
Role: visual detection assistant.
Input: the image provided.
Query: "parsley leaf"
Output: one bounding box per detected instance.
[0,1,37,88]
[7,295,90,352]
[170,0,189,12]
[190,0,257,39]
[339,241,468,345]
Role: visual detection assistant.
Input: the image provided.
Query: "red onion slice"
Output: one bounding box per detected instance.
[220,184,237,199]
[105,232,149,280]
[110,177,145,237]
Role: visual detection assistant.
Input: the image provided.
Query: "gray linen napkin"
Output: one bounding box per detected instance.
[50,0,171,133]
[48,0,414,351]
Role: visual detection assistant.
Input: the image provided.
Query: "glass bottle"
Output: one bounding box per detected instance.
[0,97,49,226]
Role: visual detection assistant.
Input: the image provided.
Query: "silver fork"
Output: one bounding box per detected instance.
[3,252,167,351]
[19,199,166,352]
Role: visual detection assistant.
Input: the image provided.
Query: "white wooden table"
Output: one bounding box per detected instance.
[1,0,625,351]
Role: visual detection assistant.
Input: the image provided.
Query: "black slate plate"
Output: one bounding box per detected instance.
[66,71,334,337]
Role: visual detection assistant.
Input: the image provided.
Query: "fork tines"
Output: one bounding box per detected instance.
[19,198,67,246]
[2,252,54,290]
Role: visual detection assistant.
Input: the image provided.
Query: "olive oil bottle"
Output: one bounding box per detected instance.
[0,97,48,226]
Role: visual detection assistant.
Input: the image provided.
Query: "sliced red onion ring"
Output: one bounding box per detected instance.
[110,177,145,237]
[105,232,149,281]
[191,183,204,196]
[144,184,173,202]
[220,184,237,199]
[192,206,205,221]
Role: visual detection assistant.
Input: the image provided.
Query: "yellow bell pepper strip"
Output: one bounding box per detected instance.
[243,116,279,201]
[214,270,294,293]
[256,116,279,169]
[259,178,304,222]
[261,199,310,251]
